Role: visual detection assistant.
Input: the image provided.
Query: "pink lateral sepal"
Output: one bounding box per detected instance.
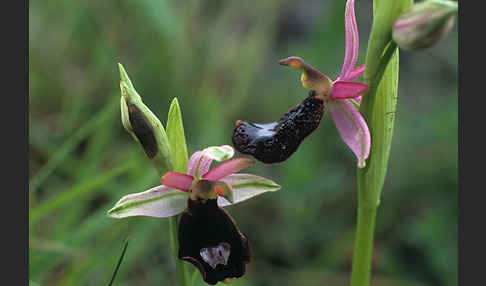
[161,172,194,191]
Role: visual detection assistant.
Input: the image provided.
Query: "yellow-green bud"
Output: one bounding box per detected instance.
[392,0,457,51]
[118,63,172,173]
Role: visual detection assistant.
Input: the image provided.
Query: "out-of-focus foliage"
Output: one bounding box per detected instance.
[29,0,457,285]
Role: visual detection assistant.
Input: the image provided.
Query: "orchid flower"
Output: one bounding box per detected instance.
[108,145,280,285]
[278,0,370,168]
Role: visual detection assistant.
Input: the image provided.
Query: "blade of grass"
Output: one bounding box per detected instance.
[30,159,136,224]
[108,237,130,286]
[29,97,118,195]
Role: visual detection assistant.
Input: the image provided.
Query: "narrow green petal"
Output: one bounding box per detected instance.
[166,98,189,173]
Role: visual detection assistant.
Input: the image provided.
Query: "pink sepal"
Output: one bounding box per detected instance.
[328,99,371,168]
[331,81,369,100]
[187,151,213,177]
[161,172,194,191]
[339,0,359,80]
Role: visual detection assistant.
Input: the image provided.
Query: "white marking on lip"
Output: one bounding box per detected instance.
[200,242,231,269]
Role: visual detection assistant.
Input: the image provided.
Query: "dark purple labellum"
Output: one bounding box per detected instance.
[126,102,158,159]
[178,199,251,285]
[232,91,325,163]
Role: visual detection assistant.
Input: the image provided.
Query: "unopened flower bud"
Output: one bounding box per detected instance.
[392,0,457,51]
[118,63,172,173]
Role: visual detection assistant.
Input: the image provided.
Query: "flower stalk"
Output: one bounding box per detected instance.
[166,98,190,286]
[351,0,412,285]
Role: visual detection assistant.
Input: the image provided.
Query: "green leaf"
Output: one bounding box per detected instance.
[359,0,412,206]
[166,98,189,173]
[358,50,399,207]
[364,0,412,91]
[351,2,411,284]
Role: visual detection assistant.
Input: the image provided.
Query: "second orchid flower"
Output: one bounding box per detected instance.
[233,0,370,168]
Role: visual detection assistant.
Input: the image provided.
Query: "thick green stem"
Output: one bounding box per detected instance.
[169,215,187,286]
[350,0,411,285]
[350,205,377,286]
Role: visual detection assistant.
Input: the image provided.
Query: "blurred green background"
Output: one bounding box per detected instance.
[29,0,457,285]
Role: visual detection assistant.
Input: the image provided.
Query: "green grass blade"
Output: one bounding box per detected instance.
[108,237,130,286]
[30,160,136,224]
[29,99,118,195]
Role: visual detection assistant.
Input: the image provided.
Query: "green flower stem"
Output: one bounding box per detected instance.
[166,98,190,286]
[350,0,411,285]
[350,203,377,286]
[154,156,187,286]
[169,215,187,286]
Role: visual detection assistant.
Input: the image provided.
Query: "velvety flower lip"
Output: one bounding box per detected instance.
[178,199,251,285]
[278,0,371,168]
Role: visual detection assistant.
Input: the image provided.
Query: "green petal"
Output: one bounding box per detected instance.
[218,173,281,207]
[107,185,189,218]
[202,145,235,162]
[166,98,189,173]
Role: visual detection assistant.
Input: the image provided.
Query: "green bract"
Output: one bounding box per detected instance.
[118,63,172,174]
[166,98,189,174]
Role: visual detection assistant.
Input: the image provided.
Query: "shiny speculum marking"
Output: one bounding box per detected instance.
[200,242,231,269]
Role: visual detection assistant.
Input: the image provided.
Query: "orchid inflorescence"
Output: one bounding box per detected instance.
[109,0,372,285]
